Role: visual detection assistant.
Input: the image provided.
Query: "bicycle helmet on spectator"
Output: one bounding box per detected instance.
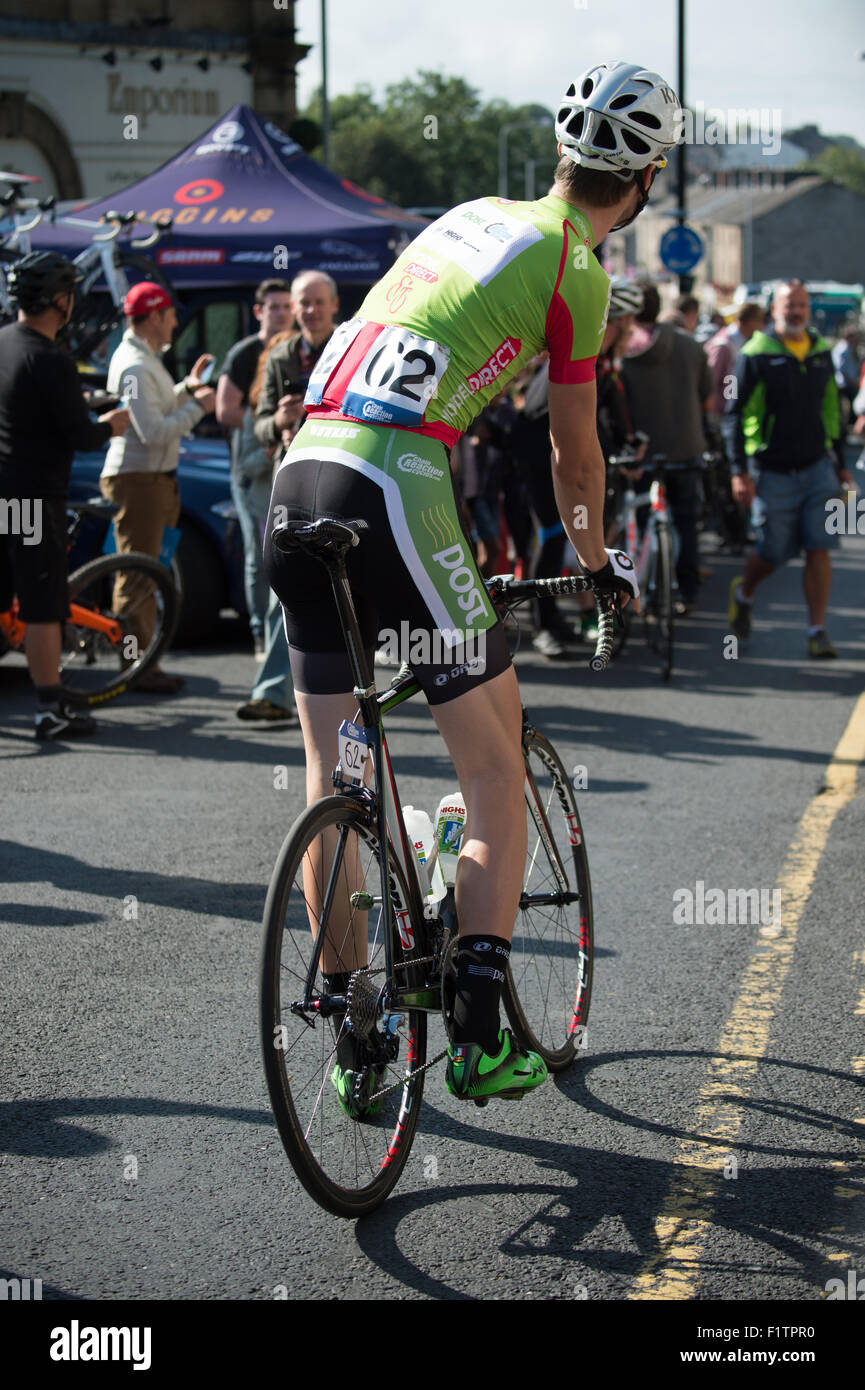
[555,61,681,178]
[608,277,644,319]
[7,251,82,314]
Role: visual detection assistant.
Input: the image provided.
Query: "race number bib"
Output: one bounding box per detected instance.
[304,319,365,406]
[341,325,450,428]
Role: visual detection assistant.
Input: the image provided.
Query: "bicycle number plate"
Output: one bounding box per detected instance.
[338,719,368,784]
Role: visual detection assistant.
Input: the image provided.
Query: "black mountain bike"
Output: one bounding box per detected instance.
[259,518,617,1218]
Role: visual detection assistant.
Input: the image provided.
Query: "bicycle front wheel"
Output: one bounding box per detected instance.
[60,551,179,706]
[645,525,674,681]
[503,730,594,1071]
[260,796,428,1219]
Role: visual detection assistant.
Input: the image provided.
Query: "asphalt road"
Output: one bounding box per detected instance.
[2,530,864,1321]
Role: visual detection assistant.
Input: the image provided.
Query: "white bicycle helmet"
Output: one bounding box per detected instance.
[608,277,644,318]
[555,61,681,180]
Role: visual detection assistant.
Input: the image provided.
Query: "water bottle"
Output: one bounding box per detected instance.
[402,806,446,906]
[434,792,467,887]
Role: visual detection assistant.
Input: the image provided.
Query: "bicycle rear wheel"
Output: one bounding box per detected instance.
[260,796,428,1218]
[60,551,179,706]
[503,729,594,1071]
[644,525,674,681]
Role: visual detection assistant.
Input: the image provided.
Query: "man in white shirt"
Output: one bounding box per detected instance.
[100,282,215,693]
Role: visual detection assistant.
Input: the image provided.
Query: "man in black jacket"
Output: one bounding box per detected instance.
[723,280,853,658]
[0,253,129,739]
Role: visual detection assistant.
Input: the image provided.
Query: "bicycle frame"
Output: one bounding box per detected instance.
[289,540,594,1023]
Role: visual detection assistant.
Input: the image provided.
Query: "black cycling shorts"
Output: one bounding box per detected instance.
[263,431,511,706]
[0,495,69,623]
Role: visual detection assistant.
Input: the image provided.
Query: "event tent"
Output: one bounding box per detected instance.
[32,104,425,286]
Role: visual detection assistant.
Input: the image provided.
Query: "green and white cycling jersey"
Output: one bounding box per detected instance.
[303,193,611,445]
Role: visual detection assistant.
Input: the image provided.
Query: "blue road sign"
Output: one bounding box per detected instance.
[659,224,704,274]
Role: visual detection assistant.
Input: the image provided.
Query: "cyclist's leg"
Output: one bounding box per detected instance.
[430,667,526,946]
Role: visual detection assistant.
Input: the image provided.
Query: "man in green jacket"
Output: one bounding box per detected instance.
[723,280,853,657]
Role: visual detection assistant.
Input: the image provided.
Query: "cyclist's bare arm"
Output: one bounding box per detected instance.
[548,378,608,572]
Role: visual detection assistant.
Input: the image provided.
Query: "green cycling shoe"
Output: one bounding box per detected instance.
[445,1028,548,1106]
[330,1027,385,1122]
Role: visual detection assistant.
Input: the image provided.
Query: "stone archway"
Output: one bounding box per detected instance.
[0,92,83,200]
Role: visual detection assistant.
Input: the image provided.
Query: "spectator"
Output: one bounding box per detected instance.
[832,320,861,431]
[215,279,294,656]
[724,279,852,658]
[100,282,215,693]
[620,281,713,611]
[459,393,517,579]
[0,252,129,739]
[660,293,700,334]
[236,271,340,723]
[705,302,765,417]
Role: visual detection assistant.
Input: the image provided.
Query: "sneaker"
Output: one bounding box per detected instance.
[547,616,580,646]
[235,698,296,723]
[808,629,837,659]
[135,669,186,695]
[445,1028,548,1104]
[728,576,752,640]
[579,612,599,643]
[34,705,97,741]
[532,628,568,660]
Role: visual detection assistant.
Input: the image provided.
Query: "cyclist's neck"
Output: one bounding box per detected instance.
[18,311,60,342]
[549,182,637,248]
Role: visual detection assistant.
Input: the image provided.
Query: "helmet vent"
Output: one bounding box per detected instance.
[622,129,651,154]
[609,93,638,109]
[565,83,576,97]
[631,111,662,130]
[581,77,595,99]
[593,119,617,150]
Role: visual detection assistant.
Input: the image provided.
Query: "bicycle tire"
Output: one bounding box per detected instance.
[503,729,594,1071]
[260,796,428,1219]
[645,524,674,681]
[59,551,179,707]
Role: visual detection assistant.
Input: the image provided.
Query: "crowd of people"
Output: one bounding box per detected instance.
[0,254,859,739]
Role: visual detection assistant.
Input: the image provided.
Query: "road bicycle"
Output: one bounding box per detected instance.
[0,178,173,365]
[259,517,617,1218]
[605,450,697,682]
[0,498,180,706]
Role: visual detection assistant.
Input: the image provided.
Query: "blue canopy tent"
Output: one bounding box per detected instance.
[31,104,425,286]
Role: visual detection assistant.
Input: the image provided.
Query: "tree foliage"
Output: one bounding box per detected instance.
[302,71,558,208]
[805,144,865,197]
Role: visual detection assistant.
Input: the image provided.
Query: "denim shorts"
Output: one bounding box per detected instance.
[751,455,841,565]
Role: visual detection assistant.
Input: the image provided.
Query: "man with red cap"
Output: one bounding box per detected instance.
[100,281,216,693]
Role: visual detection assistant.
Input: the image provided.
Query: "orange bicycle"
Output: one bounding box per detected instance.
[0,498,180,706]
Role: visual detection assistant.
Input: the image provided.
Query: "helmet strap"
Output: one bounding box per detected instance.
[609,166,656,233]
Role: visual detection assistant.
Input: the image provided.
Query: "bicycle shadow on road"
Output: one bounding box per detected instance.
[351,1047,864,1300]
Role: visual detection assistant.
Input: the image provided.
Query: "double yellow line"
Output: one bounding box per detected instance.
[630,691,865,1300]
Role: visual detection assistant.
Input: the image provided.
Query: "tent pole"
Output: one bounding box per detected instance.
[320,0,331,168]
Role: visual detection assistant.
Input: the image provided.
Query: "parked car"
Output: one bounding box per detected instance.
[69,430,246,646]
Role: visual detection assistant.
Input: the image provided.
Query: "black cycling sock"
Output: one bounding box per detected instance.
[35,684,62,708]
[452,934,511,1054]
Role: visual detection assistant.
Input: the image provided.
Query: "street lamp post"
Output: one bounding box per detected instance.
[320,0,330,168]
[498,117,554,198]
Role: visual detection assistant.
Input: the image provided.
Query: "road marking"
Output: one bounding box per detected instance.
[630,691,865,1300]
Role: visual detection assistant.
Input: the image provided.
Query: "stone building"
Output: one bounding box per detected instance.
[0,1,310,198]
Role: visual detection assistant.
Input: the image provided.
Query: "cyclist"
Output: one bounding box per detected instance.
[0,251,129,740]
[264,61,680,1108]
